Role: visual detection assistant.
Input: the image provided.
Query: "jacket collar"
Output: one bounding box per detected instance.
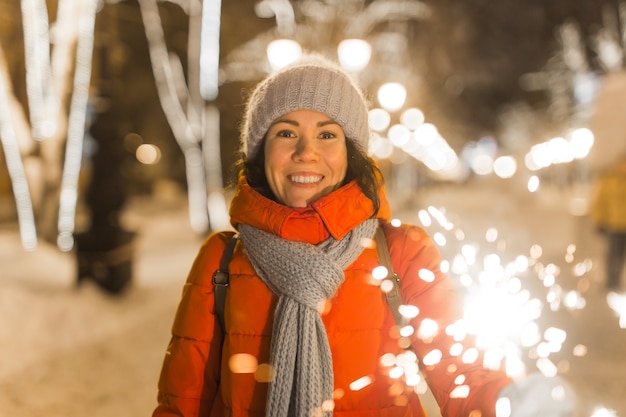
[229,174,391,245]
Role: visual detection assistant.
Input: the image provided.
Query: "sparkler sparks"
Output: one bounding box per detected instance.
[385,205,597,384]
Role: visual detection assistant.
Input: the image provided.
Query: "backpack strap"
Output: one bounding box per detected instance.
[212,228,403,331]
[212,234,239,333]
[374,227,404,328]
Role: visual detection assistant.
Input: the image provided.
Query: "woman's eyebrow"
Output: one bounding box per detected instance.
[271,118,298,127]
[317,119,339,127]
[270,118,339,128]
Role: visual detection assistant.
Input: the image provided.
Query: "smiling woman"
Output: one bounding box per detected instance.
[263,109,348,208]
[152,54,575,417]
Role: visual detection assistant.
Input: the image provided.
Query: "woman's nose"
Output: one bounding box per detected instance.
[293,136,318,161]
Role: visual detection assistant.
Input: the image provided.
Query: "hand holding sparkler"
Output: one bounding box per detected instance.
[496,373,576,417]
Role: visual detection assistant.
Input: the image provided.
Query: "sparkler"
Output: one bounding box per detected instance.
[373,201,606,414]
[418,205,590,377]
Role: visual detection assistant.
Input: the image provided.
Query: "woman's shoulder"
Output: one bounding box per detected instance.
[185,230,239,285]
[378,220,441,269]
[379,221,432,246]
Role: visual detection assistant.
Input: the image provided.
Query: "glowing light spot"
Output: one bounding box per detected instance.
[440,260,450,274]
[406,373,422,387]
[485,227,498,243]
[544,327,567,344]
[388,124,411,147]
[255,363,275,382]
[452,255,468,275]
[422,349,442,366]
[450,343,464,356]
[418,268,435,282]
[572,344,588,357]
[333,388,345,399]
[229,353,258,373]
[471,154,494,176]
[418,210,432,227]
[536,357,558,377]
[337,38,371,71]
[515,255,529,272]
[493,155,517,179]
[530,244,543,259]
[266,39,302,70]
[454,374,466,384]
[401,108,425,130]
[389,366,404,379]
[380,279,395,293]
[606,291,626,328]
[378,82,407,112]
[369,108,391,132]
[380,353,396,367]
[496,397,512,417]
[400,325,415,337]
[349,376,373,391]
[399,304,419,319]
[527,175,540,192]
[136,143,162,164]
[373,265,389,280]
[390,218,402,227]
[591,407,617,417]
[450,385,470,398]
[433,232,447,246]
[462,348,479,364]
[417,319,439,340]
[397,350,418,366]
[459,274,473,287]
[321,399,335,413]
[536,342,551,358]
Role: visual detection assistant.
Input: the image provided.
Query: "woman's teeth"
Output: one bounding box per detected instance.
[290,175,322,184]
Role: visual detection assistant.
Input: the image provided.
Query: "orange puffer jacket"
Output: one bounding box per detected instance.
[153,176,511,417]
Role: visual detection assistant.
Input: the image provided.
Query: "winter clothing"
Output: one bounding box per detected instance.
[238,219,379,416]
[152,174,512,417]
[590,158,626,289]
[241,54,370,159]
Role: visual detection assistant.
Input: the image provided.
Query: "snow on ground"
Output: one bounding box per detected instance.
[1,178,625,417]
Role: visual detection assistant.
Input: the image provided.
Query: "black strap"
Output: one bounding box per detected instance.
[212,228,402,332]
[212,234,238,332]
[374,227,404,328]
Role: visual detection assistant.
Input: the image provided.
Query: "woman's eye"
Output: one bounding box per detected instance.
[320,131,336,139]
[276,130,295,138]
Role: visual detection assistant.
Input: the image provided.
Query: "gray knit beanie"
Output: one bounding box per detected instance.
[241,54,370,159]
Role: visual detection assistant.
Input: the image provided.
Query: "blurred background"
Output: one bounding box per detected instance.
[1,0,626,416]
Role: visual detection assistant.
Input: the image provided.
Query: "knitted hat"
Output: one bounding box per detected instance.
[241,54,370,159]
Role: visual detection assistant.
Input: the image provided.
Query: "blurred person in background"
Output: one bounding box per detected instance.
[591,155,626,291]
[152,54,575,417]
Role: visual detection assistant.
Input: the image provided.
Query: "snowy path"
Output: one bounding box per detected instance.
[1,180,626,417]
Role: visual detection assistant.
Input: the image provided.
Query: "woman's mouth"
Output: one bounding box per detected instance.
[289,175,323,184]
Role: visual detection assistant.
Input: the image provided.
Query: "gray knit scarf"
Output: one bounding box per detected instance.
[238,218,378,417]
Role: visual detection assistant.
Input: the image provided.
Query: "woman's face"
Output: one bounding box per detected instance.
[264,109,348,208]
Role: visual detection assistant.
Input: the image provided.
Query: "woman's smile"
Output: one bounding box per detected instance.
[264,109,348,208]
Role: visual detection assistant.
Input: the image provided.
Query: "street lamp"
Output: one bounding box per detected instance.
[337,39,371,71]
[266,39,302,70]
[377,82,407,112]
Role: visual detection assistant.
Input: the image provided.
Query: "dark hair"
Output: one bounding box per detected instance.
[231,137,382,216]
